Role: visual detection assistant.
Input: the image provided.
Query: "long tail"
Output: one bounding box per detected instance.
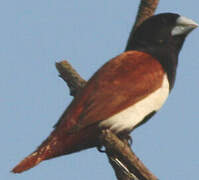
[12,127,98,173]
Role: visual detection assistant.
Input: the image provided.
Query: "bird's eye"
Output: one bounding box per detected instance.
[158,39,164,44]
[161,17,168,25]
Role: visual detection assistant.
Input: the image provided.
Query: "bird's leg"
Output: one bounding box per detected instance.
[126,134,133,146]
[97,129,110,153]
[118,134,133,147]
[97,145,106,153]
[97,129,133,152]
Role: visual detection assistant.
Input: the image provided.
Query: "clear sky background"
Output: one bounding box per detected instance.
[1,0,198,180]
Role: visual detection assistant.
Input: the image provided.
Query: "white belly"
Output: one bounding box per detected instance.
[99,75,170,133]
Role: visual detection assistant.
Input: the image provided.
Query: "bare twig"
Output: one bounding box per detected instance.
[55,61,86,96]
[125,0,159,51]
[100,130,158,180]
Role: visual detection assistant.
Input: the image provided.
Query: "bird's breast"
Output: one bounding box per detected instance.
[99,74,170,133]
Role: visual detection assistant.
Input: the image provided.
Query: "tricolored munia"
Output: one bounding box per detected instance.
[12,13,198,173]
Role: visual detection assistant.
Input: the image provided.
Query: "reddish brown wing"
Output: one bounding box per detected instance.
[55,50,165,132]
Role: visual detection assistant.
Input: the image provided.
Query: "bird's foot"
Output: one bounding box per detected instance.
[126,134,133,146]
[118,134,133,147]
[97,145,106,153]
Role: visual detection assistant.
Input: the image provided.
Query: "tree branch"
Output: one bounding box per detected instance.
[55,61,86,96]
[100,130,158,180]
[55,0,160,179]
[125,0,159,51]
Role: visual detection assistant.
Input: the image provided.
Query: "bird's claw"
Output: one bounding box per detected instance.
[97,145,106,153]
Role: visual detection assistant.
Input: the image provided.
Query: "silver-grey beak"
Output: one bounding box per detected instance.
[171,16,198,36]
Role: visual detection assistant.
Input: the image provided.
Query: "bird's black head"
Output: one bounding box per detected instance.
[130,13,198,55]
[128,13,198,89]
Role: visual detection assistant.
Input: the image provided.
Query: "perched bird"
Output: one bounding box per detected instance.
[12,13,198,173]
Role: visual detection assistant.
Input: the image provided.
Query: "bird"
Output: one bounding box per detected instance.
[12,13,198,173]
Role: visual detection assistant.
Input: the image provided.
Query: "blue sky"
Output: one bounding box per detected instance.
[1,0,198,180]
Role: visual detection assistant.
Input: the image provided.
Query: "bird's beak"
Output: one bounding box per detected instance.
[171,16,198,36]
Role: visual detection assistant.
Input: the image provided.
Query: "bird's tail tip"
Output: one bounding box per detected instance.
[11,151,45,173]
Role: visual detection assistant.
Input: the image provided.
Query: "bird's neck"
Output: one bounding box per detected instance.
[127,43,180,90]
[152,46,178,90]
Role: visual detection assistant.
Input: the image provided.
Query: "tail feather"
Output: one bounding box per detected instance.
[12,135,59,173]
[12,151,45,173]
[12,126,99,173]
